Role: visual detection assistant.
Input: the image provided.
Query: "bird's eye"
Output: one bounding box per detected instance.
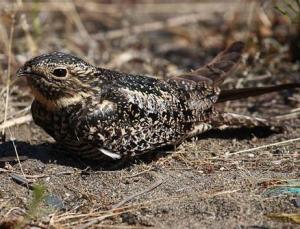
[53,68,67,78]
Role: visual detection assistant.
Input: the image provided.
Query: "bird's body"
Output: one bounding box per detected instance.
[30,68,217,159]
[17,42,300,159]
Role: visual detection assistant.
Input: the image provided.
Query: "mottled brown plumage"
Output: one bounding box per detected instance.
[17,42,300,160]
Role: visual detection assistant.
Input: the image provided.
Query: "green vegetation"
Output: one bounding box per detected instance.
[16,184,47,229]
[275,0,300,24]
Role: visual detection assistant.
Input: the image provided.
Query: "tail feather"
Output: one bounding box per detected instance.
[174,41,245,86]
[217,83,300,103]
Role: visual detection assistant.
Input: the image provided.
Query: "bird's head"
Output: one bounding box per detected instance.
[17,52,98,110]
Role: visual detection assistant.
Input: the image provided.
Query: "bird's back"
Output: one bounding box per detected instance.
[71,70,219,156]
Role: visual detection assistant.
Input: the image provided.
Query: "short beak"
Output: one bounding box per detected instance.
[16,66,31,77]
[16,68,24,77]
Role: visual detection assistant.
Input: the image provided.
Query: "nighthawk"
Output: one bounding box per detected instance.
[17,42,300,160]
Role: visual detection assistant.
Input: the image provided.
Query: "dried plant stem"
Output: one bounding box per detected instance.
[2,15,15,136]
[8,128,29,190]
[60,188,239,228]
[94,12,228,41]
[227,137,300,156]
[111,179,163,209]
[0,114,32,130]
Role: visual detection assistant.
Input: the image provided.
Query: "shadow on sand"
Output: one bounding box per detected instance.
[0,126,278,170]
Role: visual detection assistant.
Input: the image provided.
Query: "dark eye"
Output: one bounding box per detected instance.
[53,68,67,77]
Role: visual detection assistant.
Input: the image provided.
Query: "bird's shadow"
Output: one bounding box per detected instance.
[0,126,277,171]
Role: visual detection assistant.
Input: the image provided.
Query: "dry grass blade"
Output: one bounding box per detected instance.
[291,108,300,112]
[8,128,29,190]
[94,11,233,40]
[0,114,32,129]
[64,0,91,41]
[55,188,239,228]
[76,211,130,229]
[1,105,31,123]
[111,179,164,209]
[1,15,15,137]
[275,110,300,120]
[20,14,38,55]
[226,137,300,156]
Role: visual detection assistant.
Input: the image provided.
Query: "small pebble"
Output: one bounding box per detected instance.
[65,192,71,197]
[272,160,282,165]
[291,198,300,208]
[45,195,65,210]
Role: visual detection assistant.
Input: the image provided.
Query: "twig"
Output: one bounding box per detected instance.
[291,108,300,112]
[275,110,300,120]
[63,0,98,62]
[80,2,243,14]
[64,1,91,41]
[54,212,107,223]
[4,207,26,218]
[93,12,228,41]
[226,137,300,156]
[0,78,19,98]
[8,128,29,190]
[10,173,33,189]
[0,114,32,130]
[20,13,38,55]
[111,179,164,209]
[0,105,31,123]
[1,14,15,137]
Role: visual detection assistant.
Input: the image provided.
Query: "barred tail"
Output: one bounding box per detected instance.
[217,83,300,103]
